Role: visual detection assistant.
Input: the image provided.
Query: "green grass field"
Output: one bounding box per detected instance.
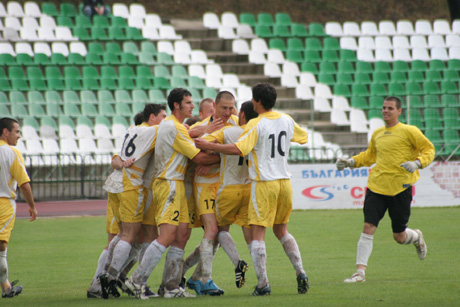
[5,206,460,306]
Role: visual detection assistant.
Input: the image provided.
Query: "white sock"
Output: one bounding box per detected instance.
[198,239,215,281]
[132,240,166,284]
[280,233,305,276]
[119,243,141,278]
[164,246,185,290]
[218,231,240,267]
[403,228,419,244]
[0,249,8,284]
[357,269,365,277]
[356,233,373,266]
[89,249,109,290]
[250,240,268,288]
[138,242,150,263]
[183,244,200,275]
[105,235,121,272]
[108,240,132,280]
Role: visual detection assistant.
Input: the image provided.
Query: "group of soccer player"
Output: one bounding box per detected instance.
[86,83,311,299]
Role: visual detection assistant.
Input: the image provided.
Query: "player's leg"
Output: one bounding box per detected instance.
[345,189,385,283]
[87,233,117,298]
[389,187,426,259]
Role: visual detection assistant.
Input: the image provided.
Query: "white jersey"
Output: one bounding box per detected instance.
[103,168,123,194]
[235,111,308,181]
[154,115,200,181]
[0,140,30,199]
[205,125,250,187]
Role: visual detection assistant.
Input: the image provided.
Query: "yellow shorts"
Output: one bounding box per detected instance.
[216,184,250,227]
[153,179,189,226]
[142,188,156,226]
[187,184,203,228]
[110,189,145,224]
[106,193,120,234]
[249,179,292,227]
[194,182,220,216]
[0,198,16,243]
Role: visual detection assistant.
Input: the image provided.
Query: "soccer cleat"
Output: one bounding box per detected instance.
[117,277,134,296]
[86,290,102,299]
[344,272,365,283]
[124,277,149,300]
[179,276,186,289]
[145,286,160,298]
[252,284,271,296]
[235,260,248,288]
[296,272,309,294]
[201,279,224,296]
[164,287,196,298]
[2,281,23,298]
[186,277,203,295]
[157,285,165,297]
[414,229,427,260]
[98,273,111,299]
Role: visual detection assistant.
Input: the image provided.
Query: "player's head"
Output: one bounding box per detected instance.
[199,98,215,120]
[167,88,192,111]
[214,91,235,123]
[382,96,402,126]
[142,103,167,125]
[252,83,277,112]
[0,117,21,146]
[134,112,143,126]
[239,101,258,125]
[185,116,200,127]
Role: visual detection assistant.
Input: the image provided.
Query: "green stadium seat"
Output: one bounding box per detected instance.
[370,83,388,96]
[120,52,139,65]
[115,103,132,117]
[45,66,63,80]
[333,84,350,96]
[132,89,149,102]
[337,61,354,73]
[355,61,372,73]
[441,81,458,94]
[258,13,274,26]
[240,13,256,27]
[172,65,189,78]
[269,38,287,51]
[444,130,460,155]
[10,91,27,103]
[109,27,127,41]
[88,42,104,55]
[73,27,91,41]
[406,82,423,95]
[273,25,291,37]
[373,72,390,84]
[323,37,340,50]
[28,91,46,105]
[75,15,92,28]
[139,52,156,65]
[57,16,74,28]
[106,43,122,55]
[275,13,292,26]
[29,104,46,118]
[136,77,153,90]
[443,107,460,121]
[255,25,274,38]
[390,71,407,83]
[304,50,321,62]
[319,62,336,74]
[85,53,103,65]
[149,89,167,104]
[65,78,82,90]
[408,71,424,82]
[154,65,171,78]
[0,67,5,80]
[0,80,11,91]
[189,88,202,101]
[287,38,304,51]
[443,70,460,81]
[63,103,81,118]
[81,103,99,116]
[447,59,460,70]
[352,84,369,97]
[99,78,116,90]
[23,117,40,131]
[188,76,206,89]
[305,38,322,50]
[64,66,81,80]
[424,108,441,121]
[94,16,110,28]
[45,91,63,104]
[286,50,303,63]
[425,118,443,130]
[91,27,110,41]
[115,90,132,103]
[411,60,427,71]
[336,73,354,85]
[42,2,59,16]
[157,52,174,65]
[137,66,154,79]
[131,101,145,114]
[27,67,44,80]
[11,104,29,117]
[340,49,357,62]
[407,95,424,108]
[80,90,98,105]
[388,83,406,96]
[126,27,144,40]
[368,109,382,118]
[0,105,10,116]
[8,67,25,80]
[67,53,85,65]
[308,23,326,36]
[0,92,8,104]
[424,95,442,108]
[374,61,391,73]
[203,87,218,99]
[319,73,335,85]
[301,62,318,74]
[118,77,136,90]
[322,50,339,62]
[392,61,410,72]
[11,79,29,91]
[63,91,81,104]
[291,23,308,37]
[103,53,121,65]
[140,41,158,55]
[50,53,67,65]
[118,66,134,78]
[153,77,170,90]
[60,3,77,17]
[0,54,16,67]
[111,16,128,28]
[16,53,34,66]
[96,90,115,104]
[429,59,445,71]
[355,72,371,84]
[29,79,47,91]
[423,81,441,94]
[441,94,458,107]
[123,42,140,56]
[350,97,369,109]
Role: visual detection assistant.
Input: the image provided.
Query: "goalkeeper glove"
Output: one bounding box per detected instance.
[400,160,422,173]
[336,158,355,171]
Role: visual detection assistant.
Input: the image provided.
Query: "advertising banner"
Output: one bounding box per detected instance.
[291,161,460,209]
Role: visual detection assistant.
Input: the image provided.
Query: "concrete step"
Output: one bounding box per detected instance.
[219,63,264,75]
[206,51,248,63]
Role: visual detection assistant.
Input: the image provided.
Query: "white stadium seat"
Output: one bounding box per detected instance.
[203,12,220,29]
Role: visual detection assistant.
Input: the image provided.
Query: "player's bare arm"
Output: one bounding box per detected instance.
[195,138,242,156]
[19,182,37,221]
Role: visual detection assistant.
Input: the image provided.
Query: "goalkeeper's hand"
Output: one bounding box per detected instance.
[336,158,355,171]
[400,160,421,173]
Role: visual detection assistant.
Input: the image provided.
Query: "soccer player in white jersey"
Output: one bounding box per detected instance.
[185,91,239,295]
[202,100,259,289]
[126,88,220,299]
[0,117,38,298]
[336,96,435,283]
[98,105,164,299]
[196,83,310,296]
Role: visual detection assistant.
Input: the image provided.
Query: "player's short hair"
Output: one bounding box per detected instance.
[215,91,235,104]
[142,103,166,122]
[185,116,200,126]
[134,112,143,126]
[0,117,18,136]
[167,88,192,111]
[240,101,258,122]
[252,83,277,110]
[199,98,214,112]
[384,96,402,109]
